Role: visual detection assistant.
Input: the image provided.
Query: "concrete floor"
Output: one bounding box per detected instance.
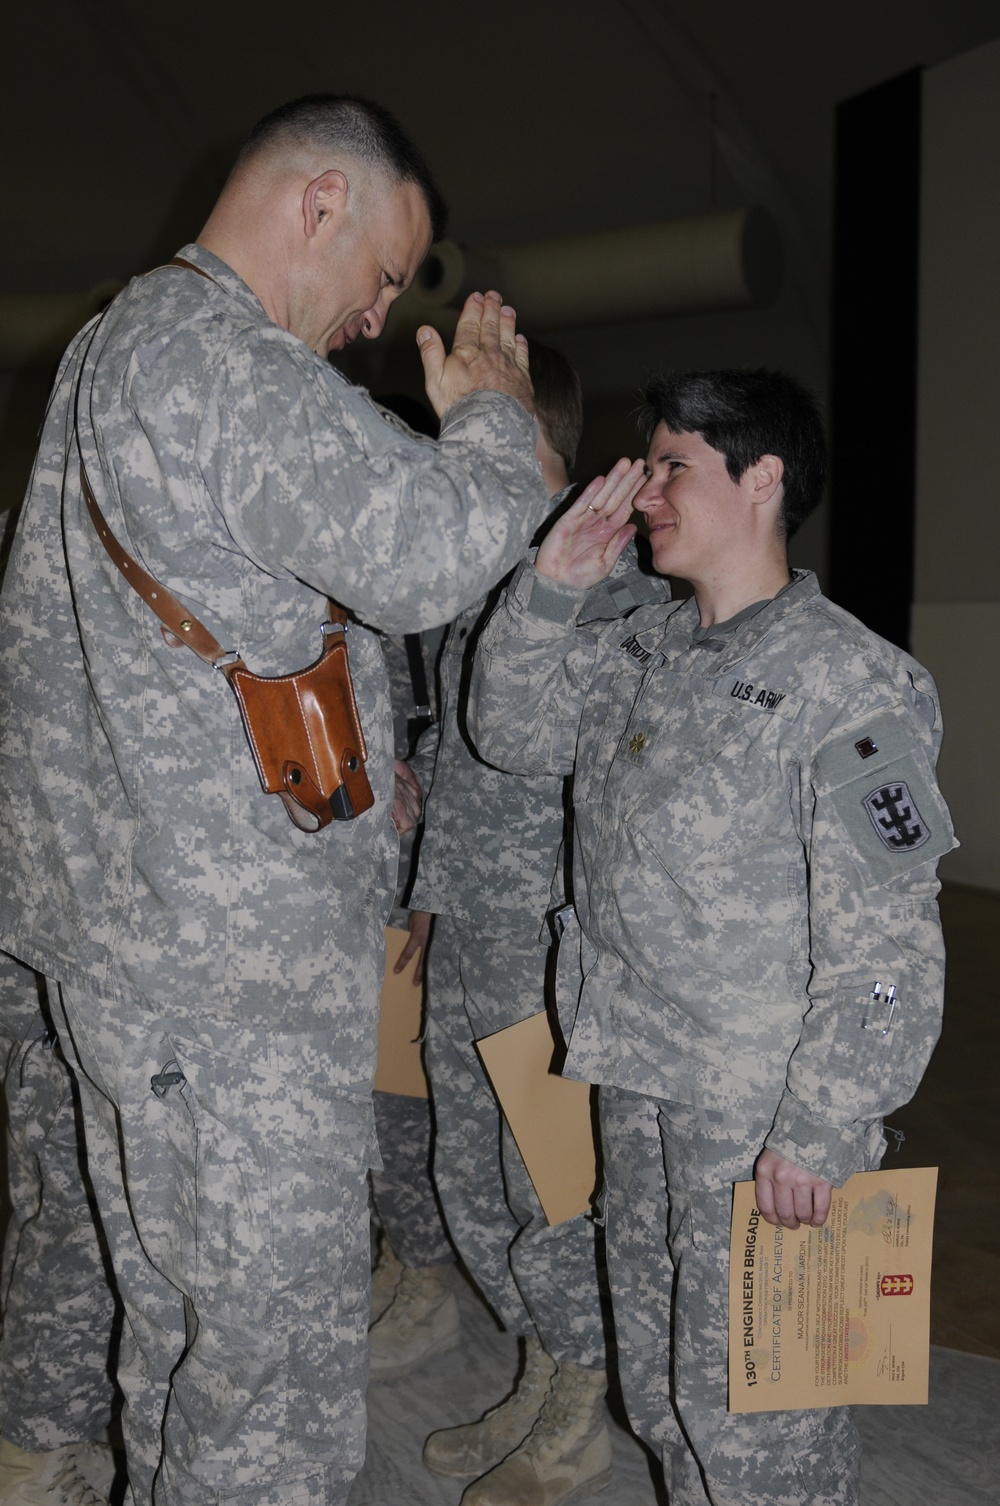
[351,1271,1000,1506]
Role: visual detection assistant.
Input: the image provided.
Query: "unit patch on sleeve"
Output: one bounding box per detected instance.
[814,709,956,885]
[863,782,930,852]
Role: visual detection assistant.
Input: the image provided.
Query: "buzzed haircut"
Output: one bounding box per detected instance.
[528,341,584,472]
[238,94,448,242]
[640,368,827,538]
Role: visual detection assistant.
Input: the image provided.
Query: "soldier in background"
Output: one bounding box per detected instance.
[394,344,670,1506]
[367,392,458,1343]
[469,368,955,1506]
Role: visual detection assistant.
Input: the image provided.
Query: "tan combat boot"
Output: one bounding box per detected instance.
[423,1335,557,1477]
[368,1262,460,1381]
[460,1360,611,1506]
[0,1436,118,1504]
[369,1232,402,1323]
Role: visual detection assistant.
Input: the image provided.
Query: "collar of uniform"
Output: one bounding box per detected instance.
[685,569,819,671]
[173,242,270,323]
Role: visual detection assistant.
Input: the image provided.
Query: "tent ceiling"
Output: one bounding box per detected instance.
[4,1,998,295]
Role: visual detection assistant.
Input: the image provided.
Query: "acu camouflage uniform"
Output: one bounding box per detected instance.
[469,563,955,1506]
[0,952,119,1453]
[408,547,669,1369]
[0,243,548,1506]
[369,630,455,1271]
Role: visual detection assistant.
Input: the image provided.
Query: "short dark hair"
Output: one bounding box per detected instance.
[528,341,583,472]
[639,368,827,537]
[238,94,448,242]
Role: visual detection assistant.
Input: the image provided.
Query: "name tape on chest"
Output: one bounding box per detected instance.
[619,633,654,667]
[711,675,803,721]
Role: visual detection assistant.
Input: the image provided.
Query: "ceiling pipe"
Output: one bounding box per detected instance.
[388,205,782,338]
[0,283,123,370]
[1,206,781,366]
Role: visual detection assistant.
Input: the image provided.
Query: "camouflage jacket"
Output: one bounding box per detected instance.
[408,547,670,936]
[469,564,957,1184]
[0,243,548,1071]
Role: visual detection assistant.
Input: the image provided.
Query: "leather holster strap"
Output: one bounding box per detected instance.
[79,460,231,666]
[79,460,346,662]
[78,252,348,655]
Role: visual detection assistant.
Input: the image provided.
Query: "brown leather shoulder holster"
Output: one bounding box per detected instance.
[73,254,374,832]
[78,460,375,832]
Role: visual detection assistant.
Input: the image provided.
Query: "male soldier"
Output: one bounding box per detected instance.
[469,368,955,1506]
[367,348,588,1380]
[367,393,455,1329]
[368,622,455,1330]
[0,95,548,1506]
[382,344,670,1506]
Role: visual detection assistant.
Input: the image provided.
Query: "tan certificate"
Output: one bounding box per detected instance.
[373,925,429,1098]
[728,1166,937,1412]
[476,1010,598,1228]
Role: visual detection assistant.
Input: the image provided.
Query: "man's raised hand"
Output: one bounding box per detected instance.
[417,290,533,419]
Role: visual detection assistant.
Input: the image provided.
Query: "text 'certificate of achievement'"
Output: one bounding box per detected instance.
[728,1167,937,1412]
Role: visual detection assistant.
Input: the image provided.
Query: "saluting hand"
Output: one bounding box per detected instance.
[534,458,646,591]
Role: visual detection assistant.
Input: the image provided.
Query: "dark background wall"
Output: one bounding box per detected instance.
[3,2,998,505]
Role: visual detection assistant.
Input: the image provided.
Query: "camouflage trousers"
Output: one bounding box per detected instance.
[424,918,607,1369]
[370,1090,455,1267]
[0,952,119,1450]
[54,982,374,1506]
[599,1086,861,1506]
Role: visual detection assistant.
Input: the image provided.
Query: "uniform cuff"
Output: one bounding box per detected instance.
[438,389,537,448]
[512,560,588,627]
[765,1091,873,1188]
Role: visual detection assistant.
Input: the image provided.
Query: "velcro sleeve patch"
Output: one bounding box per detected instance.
[814,709,955,884]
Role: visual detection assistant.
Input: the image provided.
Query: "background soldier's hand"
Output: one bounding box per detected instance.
[754,1148,833,1230]
[391,759,423,835]
[394,909,433,986]
[534,458,646,589]
[417,290,533,418]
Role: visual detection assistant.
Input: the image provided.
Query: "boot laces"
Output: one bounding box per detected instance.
[46,1448,108,1506]
[482,1342,555,1425]
[376,1264,445,1333]
[395,1266,427,1300]
[522,1368,598,1462]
